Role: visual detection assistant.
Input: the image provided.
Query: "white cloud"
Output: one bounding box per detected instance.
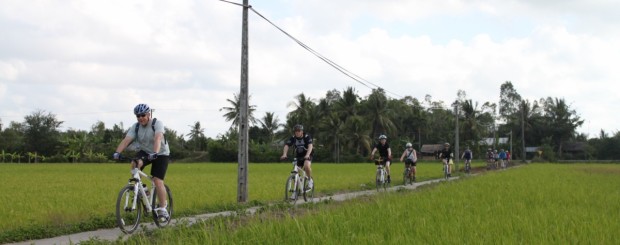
[0,0,618,139]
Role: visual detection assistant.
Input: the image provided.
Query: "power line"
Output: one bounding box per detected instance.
[219,0,403,98]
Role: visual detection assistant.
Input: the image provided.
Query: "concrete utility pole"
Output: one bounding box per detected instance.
[454,104,459,173]
[237,0,249,203]
[521,103,526,162]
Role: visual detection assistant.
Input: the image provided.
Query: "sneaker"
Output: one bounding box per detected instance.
[387,176,391,183]
[307,179,314,190]
[155,207,169,220]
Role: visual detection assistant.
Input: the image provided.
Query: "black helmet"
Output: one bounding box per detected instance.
[378,135,387,140]
[293,124,303,131]
[133,103,150,115]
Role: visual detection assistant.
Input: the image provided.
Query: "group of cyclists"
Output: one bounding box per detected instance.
[486,148,511,169]
[111,103,509,208]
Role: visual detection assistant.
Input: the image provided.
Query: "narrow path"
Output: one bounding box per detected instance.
[11,174,473,245]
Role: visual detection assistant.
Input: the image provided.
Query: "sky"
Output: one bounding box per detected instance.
[1,0,619,139]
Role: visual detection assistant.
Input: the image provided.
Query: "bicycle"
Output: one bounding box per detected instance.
[442,159,451,179]
[402,161,416,185]
[284,158,314,204]
[464,159,472,174]
[115,157,174,234]
[375,158,389,191]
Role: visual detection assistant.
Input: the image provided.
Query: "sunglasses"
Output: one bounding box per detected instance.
[136,113,147,118]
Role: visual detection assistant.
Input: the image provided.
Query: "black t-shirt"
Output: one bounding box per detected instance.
[285,134,313,158]
[440,148,452,160]
[374,142,390,157]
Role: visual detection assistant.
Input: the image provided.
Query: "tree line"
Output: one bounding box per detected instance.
[1,81,618,163]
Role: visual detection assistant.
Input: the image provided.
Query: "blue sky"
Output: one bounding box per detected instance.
[1,0,618,139]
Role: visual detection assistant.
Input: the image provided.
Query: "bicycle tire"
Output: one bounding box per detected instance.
[444,165,449,179]
[152,184,173,227]
[284,175,299,204]
[403,168,411,185]
[376,169,382,191]
[302,178,314,202]
[383,169,389,190]
[115,185,142,234]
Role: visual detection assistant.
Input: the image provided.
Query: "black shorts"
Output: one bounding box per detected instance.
[295,156,312,167]
[405,159,417,166]
[136,151,170,180]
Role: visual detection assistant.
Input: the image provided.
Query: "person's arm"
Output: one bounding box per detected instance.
[153,132,163,153]
[115,135,134,154]
[305,144,313,159]
[281,145,289,160]
[413,150,417,162]
[400,151,406,162]
[387,148,392,159]
[369,147,377,159]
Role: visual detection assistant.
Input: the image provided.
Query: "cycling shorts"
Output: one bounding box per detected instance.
[405,159,417,166]
[295,156,312,167]
[136,151,170,180]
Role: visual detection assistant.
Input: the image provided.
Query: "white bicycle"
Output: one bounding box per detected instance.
[115,157,173,234]
[375,158,389,191]
[284,158,314,204]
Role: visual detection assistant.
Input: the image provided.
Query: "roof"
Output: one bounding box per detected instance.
[479,137,509,145]
[420,144,444,153]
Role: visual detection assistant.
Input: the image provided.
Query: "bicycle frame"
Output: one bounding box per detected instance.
[443,160,451,179]
[124,168,155,213]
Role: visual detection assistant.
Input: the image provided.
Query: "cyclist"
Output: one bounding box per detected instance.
[485,148,493,168]
[493,149,499,169]
[280,124,314,190]
[499,149,507,168]
[370,135,392,183]
[438,142,453,177]
[399,142,417,182]
[113,103,170,220]
[461,146,473,172]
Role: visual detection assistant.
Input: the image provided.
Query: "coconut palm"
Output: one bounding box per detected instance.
[220,93,257,130]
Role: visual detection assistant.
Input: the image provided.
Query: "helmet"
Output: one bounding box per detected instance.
[405,143,412,148]
[133,103,150,115]
[378,135,387,140]
[293,124,303,131]
[444,142,450,147]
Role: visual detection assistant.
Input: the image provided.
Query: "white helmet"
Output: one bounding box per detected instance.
[405,142,412,148]
[378,135,387,140]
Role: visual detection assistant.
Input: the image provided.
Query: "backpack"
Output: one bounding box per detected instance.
[134,118,167,144]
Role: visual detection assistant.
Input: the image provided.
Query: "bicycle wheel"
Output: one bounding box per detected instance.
[152,184,173,227]
[383,170,389,190]
[303,178,314,202]
[116,185,142,234]
[375,169,382,191]
[444,165,449,179]
[284,175,299,204]
[403,168,411,185]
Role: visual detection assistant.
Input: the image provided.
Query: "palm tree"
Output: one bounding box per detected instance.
[187,121,207,151]
[220,93,257,130]
[342,116,372,155]
[258,112,281,144]
[364,88,396,138]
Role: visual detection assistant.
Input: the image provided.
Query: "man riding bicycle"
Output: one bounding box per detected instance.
[399,142,417,182]
[113,103,171,220]
[438,142,453,177]
[370,135,392,183]
[461,146,473,171]
[280,124,314,189]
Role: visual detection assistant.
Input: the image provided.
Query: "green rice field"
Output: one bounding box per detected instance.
[3,162,618,244]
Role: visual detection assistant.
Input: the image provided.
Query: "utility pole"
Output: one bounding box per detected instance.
[521,102,526,162]
[237,0,249,203]
[454,103,459,173]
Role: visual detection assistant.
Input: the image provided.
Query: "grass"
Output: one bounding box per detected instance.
[0,161,453,243]
[91,163,620,244]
